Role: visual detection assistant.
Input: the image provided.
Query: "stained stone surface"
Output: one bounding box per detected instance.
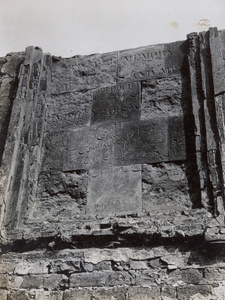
[91,81,141,124]
[64,117,185,172]
[1,28,225,299]
[141,76,182,119]
[86,165,142,217]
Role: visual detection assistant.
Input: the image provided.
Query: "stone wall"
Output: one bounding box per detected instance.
[1,28,225,299]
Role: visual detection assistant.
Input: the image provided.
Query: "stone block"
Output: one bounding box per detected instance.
[129,260,148,270]
[50,291,63,300]
[142,162,190,214]
[114,119,169,165]
[0,290,8,300]
[204,267,225,282]
[117,42,183,82]
[177,285,212,300]
[51,51,117,94]
[64,124,115,171]
[92,287,127,300]
[21,275,43,289]
[86,165,142,217]
[69,272,106,287]
[7,290,33,300]
[91,81,141,124]
[0,275,8,288]
[47,91,92,130]
[181,269,203,284]
[35,290,51,300]
[128,286,160,300]
[135,270,158,287]
[141,76,182,120]
[49,259,81,274]
[43,274,68,289]
[0,261,15,274]
[63,288,92,300]
[14,261,48,275]
[83,261,112,272]
[7,276,24,289]
[161,285,176,299]
[105,271,134,286]
[69,271,133,288]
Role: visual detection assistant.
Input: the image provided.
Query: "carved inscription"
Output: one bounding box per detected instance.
[114,119,168,165]
[118,43,183,82]
[86,165,142,217]
[51,52,117,94]
[64,125,115,171]
[63,117,186,171]
[91,82,141,124]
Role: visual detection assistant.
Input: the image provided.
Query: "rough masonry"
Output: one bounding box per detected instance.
[1,27,225,299]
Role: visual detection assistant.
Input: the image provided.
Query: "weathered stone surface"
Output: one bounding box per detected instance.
[63,288,92,300]
[69,272,106,287]
[49,259,81,274]
[92,287,127,300]
[142,162,191,213]
[50,291,63,300]
[141,76,182,120]
[86,165,142,217]
[47,91,93,131]
[7,290,32,300]
[64,117,185,172]
[176,285,212,300]
[128,286,160,300]
[181,269,203,284]
[0,290,8,300]
[118,42,183,82]
[64,124,115,171]
[1,27,225,300]
[91,81,141,124]
[51,52,117,94]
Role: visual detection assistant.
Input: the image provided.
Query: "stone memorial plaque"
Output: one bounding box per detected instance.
[64,117,186,171]
[118,42,184,82]
[86,165,142,217]
[64,124,115,171]
[91,81,141,124]
[114,119,168,165]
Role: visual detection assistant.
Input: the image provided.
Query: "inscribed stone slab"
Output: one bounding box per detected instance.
[86,165,142,217]
[91,81,141,124]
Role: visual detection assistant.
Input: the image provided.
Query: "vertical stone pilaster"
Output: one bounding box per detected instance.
[0,46,52,233]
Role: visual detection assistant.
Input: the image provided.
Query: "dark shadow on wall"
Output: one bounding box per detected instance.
[179,41,202,209]
[0,64,20,166]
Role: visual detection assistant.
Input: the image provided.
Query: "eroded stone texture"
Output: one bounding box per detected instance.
[142,162,191,214]
[86,165,142,217]
[1,27,225,300]
[118,42,183,82]
[141,76,182,120]
[91,81,141,124]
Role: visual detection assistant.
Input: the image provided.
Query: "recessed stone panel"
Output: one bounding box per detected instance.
[118,42,184,82]
[86,165,142,217]
[63,124,115,171]
[64,117,186,171]
[114,119,168,165]
[91,81,141,124]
